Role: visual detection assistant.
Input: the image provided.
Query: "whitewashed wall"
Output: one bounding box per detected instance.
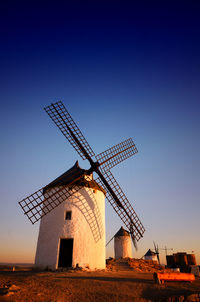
[114,236,132,259]
[35,186,105,270]
[144,255,158,262]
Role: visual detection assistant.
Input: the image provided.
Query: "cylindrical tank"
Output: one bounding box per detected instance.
[35,162,106,270]
[166,255,175,267]
[114,227,132,259]
[177,253,188,266]
[173,253,188,266]
[187,254,196,265]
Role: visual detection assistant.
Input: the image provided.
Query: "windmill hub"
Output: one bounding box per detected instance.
[87,161,100,174]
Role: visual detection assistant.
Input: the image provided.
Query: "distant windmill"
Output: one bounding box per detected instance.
[19,101,145,269]
[153,242,160,265]
[153,242,173,265]
[114,226,132,259]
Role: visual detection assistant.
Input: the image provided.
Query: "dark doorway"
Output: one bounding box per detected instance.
[58,238,73,267]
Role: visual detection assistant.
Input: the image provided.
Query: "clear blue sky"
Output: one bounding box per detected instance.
[0,1,200,264]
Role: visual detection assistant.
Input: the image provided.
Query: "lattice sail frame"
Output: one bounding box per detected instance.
[95,171,145,241]
[44,101,95,159]
[96,138,138,173]
[19,183,82,224]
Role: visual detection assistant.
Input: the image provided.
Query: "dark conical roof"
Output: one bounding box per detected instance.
[43,161,105,194]
[114,226,130,237]
[144,249,157,256]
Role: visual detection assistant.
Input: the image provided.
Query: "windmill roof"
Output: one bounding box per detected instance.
[144,249,157,256]
[43,161,106,194]
[114,226,130,237]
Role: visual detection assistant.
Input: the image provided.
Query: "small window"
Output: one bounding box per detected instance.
[65,211,72,220]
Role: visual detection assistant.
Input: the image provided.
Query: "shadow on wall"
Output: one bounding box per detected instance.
[20,176,104,242]
[69,187,104,243]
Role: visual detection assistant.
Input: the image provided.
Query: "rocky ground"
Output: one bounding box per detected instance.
[106,258,171,273]
[0,260,200,302]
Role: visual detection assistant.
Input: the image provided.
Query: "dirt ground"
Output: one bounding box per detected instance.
[0,268,200,302]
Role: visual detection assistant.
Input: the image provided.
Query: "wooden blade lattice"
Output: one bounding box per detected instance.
[44,101,95,160]
[18,184,82,224]
[95,170,145,241]
[96,138,138,173]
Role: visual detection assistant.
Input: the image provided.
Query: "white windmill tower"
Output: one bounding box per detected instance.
[35,161,106,269]
[114,227,132,259]
[19,101,145,270]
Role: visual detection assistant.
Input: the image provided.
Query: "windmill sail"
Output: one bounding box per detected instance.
[19,183,84,224]
[95,138,138,173]
[18,168,88,224]
[95,170,145,242]
[44,101,95,160]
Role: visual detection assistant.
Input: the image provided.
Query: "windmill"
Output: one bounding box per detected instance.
[153,242,160,265]
[19,101,145,268]
[153,242,173,265]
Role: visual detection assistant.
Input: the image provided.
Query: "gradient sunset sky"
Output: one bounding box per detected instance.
[0,1,200,264]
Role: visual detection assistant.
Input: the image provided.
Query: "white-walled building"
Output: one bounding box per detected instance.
[144,249,158,262]
[35,161,106,270]
[114,226,132,259]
